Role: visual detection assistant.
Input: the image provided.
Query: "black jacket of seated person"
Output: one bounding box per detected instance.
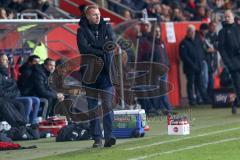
[0,65,21,98]
[0,65,27,126]
[28,64,58,117]
[18,63,35,96]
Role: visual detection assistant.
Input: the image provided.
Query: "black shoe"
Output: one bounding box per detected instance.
[92,139,103,148]
[104,137,116,147]
[232,106,237,114]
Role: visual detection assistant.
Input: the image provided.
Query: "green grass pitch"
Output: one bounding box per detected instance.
[1,106,240,160]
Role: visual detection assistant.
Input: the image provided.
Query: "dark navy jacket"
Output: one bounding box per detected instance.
[28,64,57,99]
[218,22,240,72]
[0,65,20,98]
[77,16,116,89]
[179,36,205,74]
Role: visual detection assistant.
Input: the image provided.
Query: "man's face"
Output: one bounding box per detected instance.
[156,27,161,38]
[86,8,101,25]
[44,61,55,73]
[141,22,152,33]
[225,11,234,24]
[209,22,217,33]
[187,29,196,39]
[0,55,9,68]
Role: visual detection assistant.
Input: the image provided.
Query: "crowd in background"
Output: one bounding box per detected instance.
[0,0,50,19]
[107,0,240,22]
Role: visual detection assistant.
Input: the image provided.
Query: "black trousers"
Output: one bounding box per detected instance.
[230,71,240,106]
[45,97,58,117]
[186,72,209,105]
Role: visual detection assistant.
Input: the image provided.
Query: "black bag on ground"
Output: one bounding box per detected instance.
[0,99,26,127]
[26,125,40,140]
[6,126,31,141]
[56,123,91,142]
[6,125,40,140]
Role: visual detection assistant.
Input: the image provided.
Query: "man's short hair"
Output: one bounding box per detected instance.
[44,58,55,65]
[187,24,196,32]
[225,9,234,16]
[84,5,99,15]
[27,55,40,63]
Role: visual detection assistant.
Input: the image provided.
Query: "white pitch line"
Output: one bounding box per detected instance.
[128,137,240,160]
[124,127,240,151]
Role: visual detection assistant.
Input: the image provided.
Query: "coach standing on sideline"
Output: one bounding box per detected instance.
[77,5,116,148]
[218,10,240,114]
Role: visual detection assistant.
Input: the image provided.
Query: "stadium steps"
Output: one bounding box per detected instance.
[58,0,126,24]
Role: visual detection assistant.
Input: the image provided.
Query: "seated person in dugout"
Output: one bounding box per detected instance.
[0,54,40,126]
[23,58,65,117]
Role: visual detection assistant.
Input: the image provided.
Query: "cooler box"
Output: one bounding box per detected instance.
[112,109,147,138]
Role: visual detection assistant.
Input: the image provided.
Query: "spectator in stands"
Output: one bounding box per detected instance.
[185,0,197,15]
[0,7,7,19]
[160,4,172,22]
[0,54,39,125]
[147,3,162,22]
[29,58,65,117]
[172,7,186,21]
[133,0,148,10]
[0,0,11,9]
[218,10,240,114]
[191,5,208,21]
[21,0,36,11]
[121,0,136,10]
[77,5,116,148]
[107,0,123,15]
[34,0,50,12]
[122,9,132,20]
[196,0,210,9]
[179,25,209,106]
[18,55,40,96]
[7,9,17,19]
[8,0,25,13]
[211,0,225,12]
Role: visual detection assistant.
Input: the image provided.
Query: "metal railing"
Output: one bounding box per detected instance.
[21,9,77,36]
